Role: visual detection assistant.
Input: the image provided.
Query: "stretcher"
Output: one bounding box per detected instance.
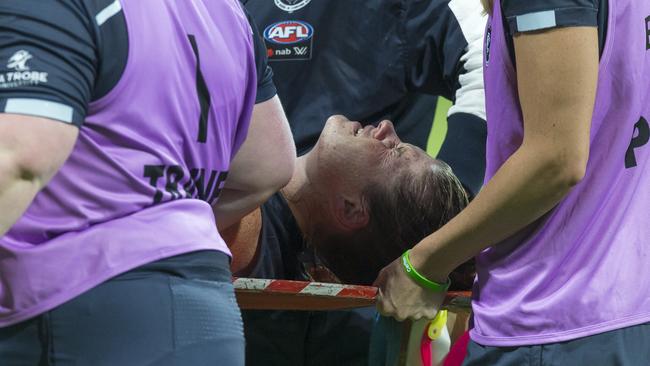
[234,278,472,366]
[234,277,471,312]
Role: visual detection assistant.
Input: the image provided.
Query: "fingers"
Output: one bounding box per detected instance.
[378,300,438,321]
[375,288,393,317]
[375,258,443,321]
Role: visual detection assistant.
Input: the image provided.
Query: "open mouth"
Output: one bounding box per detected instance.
[355,125,377,138]
[350,121,363,136]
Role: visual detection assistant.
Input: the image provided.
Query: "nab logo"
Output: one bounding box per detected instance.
[264,21,314,45]
[7,50,32,71]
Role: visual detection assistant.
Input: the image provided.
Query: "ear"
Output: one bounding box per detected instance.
[333,194,370,231]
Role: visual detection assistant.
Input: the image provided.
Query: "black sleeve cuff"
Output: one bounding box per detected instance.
[505,6,598,34]
[0,97,83,127]
[435,112,487,197]
[243,6,279,104]
[255,66,277,104]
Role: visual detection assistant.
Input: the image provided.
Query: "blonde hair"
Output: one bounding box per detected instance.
[481,0,493,15]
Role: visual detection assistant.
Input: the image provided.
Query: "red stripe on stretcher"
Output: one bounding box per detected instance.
[233,278,471,312]
[336,286,378,298]
[233,278,377,299]
[266,279,310,293]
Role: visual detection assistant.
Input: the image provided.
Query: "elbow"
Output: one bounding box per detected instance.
[558,144,589,188]
[540,152,588,193]
[0,150,46,188]
[551,162,586,192]
[561,159,587,188]
[520,138,589,193]
[279,153,295,187]
[265,148,295,192]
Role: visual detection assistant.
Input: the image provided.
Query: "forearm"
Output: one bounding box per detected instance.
[410,143,581,281]
[213,188,274,231]
[411,27,599,283]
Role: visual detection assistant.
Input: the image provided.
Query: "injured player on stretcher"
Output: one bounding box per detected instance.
[222,115,471,365]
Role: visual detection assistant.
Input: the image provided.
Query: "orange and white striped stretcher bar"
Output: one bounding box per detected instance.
[233,278,471,311]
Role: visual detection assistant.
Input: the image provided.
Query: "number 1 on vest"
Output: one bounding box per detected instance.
[187,34,211,143]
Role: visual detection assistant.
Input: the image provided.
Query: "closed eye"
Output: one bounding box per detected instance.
[383,140,398,149]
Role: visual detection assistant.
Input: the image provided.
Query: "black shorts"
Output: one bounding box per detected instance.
[464,321,650,366]
[0,250,244,366]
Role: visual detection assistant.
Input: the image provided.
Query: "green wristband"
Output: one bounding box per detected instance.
[401,250,450,292]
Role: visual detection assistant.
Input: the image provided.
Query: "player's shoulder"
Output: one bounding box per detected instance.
[1,0,122,33]
[501,0,599,33]
[5,0,113,18]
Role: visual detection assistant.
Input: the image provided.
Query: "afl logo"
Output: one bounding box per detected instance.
[264,21,314,45]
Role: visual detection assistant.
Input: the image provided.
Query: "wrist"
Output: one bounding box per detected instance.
[401,250,450,292]
[408,245,451,284]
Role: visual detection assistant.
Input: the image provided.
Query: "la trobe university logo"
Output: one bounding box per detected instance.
[0,50,48,88]
[274,0,311,13]
[7,50,32,71]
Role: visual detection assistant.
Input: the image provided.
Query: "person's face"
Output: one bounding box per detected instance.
[307,115,432,191]
[305,115,446,283]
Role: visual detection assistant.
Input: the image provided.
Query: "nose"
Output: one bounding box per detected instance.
[373,120,400,145]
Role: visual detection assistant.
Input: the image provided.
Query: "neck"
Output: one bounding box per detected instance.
[281,155,325,242]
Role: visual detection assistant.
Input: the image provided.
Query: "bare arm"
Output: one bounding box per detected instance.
[0,114,78,236]
[376,27,599,320]
[213,95,295,230]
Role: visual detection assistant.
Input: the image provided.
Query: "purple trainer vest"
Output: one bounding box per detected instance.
[474,0,650,346]
[0,0,257,327]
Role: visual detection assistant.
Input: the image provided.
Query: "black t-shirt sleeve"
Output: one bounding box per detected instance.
[403,0,465,100]
[502,0,599,34]
[436,112,487,198]
[0,0,97,126]
[403,0,487,112]
[242,7,277,104]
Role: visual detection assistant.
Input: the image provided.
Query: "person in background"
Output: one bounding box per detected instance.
[376,0,650,364]
[244,0,487,197]
[0,1,294,365]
